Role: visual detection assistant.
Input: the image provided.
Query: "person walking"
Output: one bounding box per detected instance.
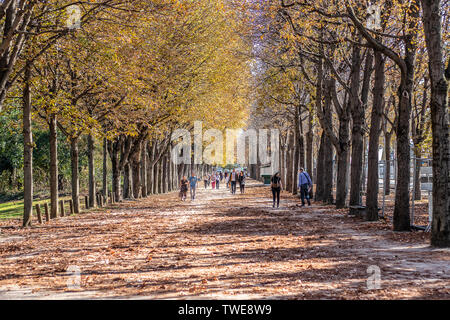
[215,173,220,189]
[189,173,198,200]
[224,172,229,188]
[229,169,238,194]
[271,172,283,208]
[180,176,188,201]
[238,171,246,194]
[203,175,209,189]
[298,167,312,207]
[211,173,216,189]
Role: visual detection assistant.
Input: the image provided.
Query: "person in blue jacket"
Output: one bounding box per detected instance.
[188,173,198,200]
[298,168,312,207]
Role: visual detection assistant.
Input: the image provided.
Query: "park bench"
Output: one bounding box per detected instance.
[349,205,382,219]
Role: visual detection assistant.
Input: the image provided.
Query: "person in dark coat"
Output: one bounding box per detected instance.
[271,172,283,208]
[238,171,246,194]
[180,176,188,201]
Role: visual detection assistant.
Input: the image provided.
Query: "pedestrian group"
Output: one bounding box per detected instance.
[180,167,313,209]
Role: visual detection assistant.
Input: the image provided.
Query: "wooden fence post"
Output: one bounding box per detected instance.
[69,199,74,215]
[60,200,65,217]
[74,198,79,214]
[44,203,50,222]
[98,194,103,207]
[35,204,43,224]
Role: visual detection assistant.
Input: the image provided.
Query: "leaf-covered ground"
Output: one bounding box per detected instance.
[0,180,448,299]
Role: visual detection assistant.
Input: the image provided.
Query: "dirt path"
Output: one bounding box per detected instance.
[0,180,448,299]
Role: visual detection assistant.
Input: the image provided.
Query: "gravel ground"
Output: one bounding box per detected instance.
[0,180,448,299]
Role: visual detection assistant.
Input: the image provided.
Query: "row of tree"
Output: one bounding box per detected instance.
[248,0,449,247]
[0,1,252,226]
[0,0,448,248]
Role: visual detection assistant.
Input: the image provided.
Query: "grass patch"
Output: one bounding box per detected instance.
[0,197,71,220]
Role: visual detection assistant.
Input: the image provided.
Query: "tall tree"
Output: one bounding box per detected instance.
[420,0,450,247]
[22,62,33,227]
[347,0,421,231]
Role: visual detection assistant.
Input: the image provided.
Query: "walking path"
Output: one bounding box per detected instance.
[0,180,448,299]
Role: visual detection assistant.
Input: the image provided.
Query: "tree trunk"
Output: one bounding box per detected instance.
[70,137,80,214]
[169,151,174,192]
[147,142,155,195]
[130,138,144,199]
[110,141,121,202]
[335,105,351,208]
[169,152,174,192]
[22,63,33,227]
[162,154,168,194]
[298,111,306,188]
[299,125,305,169]
[366,51,385,221]
[155,161,161,194]
[153,160,158,194]
[412,81,428,201]
[323,134,334,204]
[141,141,147,196]
[421,0,450,246]
[286,130,293,192]
[280,144,286,188]
[384,131,392,196]
[131,159,141,198]
[393,66,417,231]
[88,134,96,208]
[129,144,142,199]
[314,52,325,201]
[360,52,373,196]
[349,42,364,207]
[158,160,163,194]
[315,133,325,201]
[306,115,313,175]
[123,163,133,199]
[392,1,420,232]
[306,111,314,198]
[321,79,335,204]
[393,87,414,230]
[148,162,154,195]
[49,113,58,219]
[361,137,368,193]
[292,106,300,195]
[103,138,108,198]
[335,146,349,208]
